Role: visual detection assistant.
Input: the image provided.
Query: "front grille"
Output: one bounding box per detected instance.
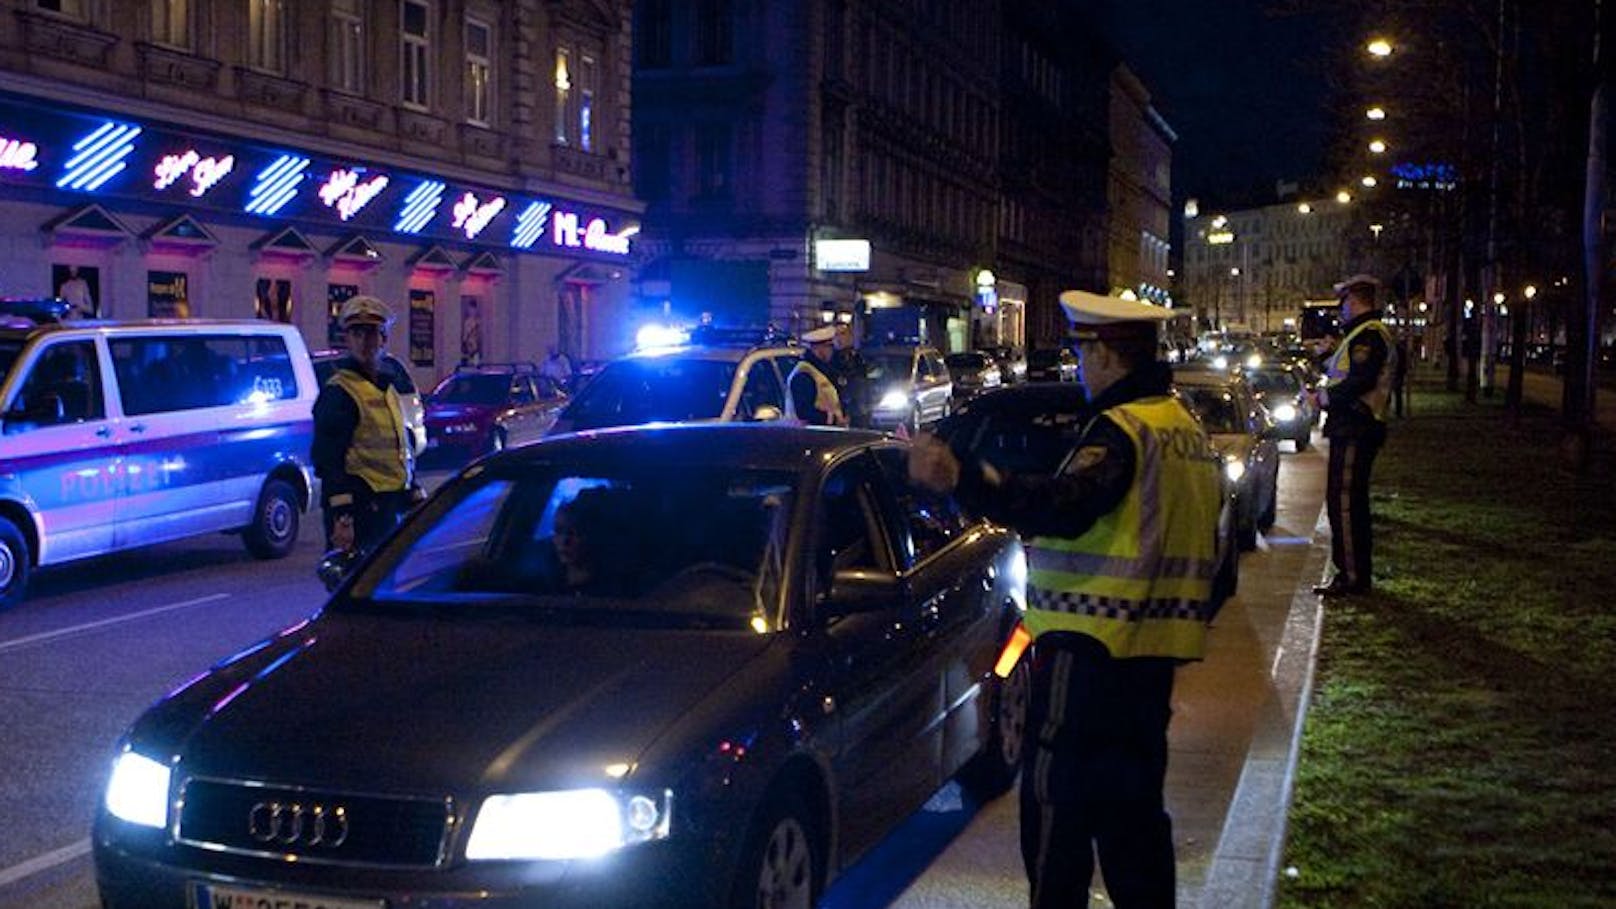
[176,776,454,868]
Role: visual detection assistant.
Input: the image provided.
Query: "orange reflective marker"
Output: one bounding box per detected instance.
[994,622,1032,678]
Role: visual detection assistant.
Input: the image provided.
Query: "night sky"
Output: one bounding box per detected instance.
[1089,0,1352,209]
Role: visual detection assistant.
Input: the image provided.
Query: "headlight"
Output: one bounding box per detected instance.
[105,749,171,828]
[1272,403,1298,423]
[1223,457,1247,482]
[1245,353,1263,369]
[1211,355,1228,370]
[466,789,672,860]
[876,389,911,411]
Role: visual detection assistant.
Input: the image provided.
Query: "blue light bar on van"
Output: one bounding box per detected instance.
[395,180,447,234]
[511,201,553,249]
[57,121,142,191]
[245,155,311,216]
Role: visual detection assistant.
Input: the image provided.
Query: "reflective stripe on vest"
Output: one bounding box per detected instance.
[1024,396,1221,660]
[329,368,410,493]
[1325,319,1396,422]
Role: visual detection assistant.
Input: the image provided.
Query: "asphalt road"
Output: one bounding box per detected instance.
[0,448,1327,909]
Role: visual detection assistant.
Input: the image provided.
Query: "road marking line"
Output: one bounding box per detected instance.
[0,593,230,655]
[0,838,89,888]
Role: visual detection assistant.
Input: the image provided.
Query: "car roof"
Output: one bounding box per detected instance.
[492,423,889,471]
[955,382,1088,416]
[1,318,296,341]
[1174,367,1248,388]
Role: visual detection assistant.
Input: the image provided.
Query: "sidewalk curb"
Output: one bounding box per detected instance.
[1195,504,1331,909]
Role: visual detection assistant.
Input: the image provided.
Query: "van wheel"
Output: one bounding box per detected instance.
[244,479,299,560]
[0,518,32,611]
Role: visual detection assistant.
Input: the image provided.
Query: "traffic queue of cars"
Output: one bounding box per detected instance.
[0,295,1317,907]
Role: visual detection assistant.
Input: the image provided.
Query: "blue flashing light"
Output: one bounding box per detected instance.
[635,323,690,351]
[57,121,141,192]
[395,180,446,234]
[511,201,553,249]
[245,155,310,216]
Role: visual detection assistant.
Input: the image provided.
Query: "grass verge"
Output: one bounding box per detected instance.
[1275,381,1616,908]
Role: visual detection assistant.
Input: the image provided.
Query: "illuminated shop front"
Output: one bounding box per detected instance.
[0,92,637,384]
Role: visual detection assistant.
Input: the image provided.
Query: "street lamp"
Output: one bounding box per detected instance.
[1524,285,1538,300]
[1366,106,1387,120]
[1336,190,1353,204]
[1297,202,1312,214]
[1367,38,1393,57]
[1361,175,1379,188]
[1369,139,1388,154]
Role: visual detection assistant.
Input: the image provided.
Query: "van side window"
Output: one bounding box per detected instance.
[6,341,104,430]
[112,335,297,415]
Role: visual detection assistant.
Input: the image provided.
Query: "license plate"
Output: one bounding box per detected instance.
[192,881,385,909]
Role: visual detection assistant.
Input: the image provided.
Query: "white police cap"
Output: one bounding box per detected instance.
[1057,290,1173,341]
[1332,273,1382,297]
[801,325,836,344]
[338,295,394,328]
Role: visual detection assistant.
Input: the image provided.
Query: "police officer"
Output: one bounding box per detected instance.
[788,326,848,426]
[829,321,872,427]
[1313,274,1397,596]
[909,290,1221,909]
[312,295,421,558]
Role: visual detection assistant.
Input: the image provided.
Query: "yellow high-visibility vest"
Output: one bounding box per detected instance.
[329,368,410,493]
[1325,318,1396,422]
[1024,395,1221,660]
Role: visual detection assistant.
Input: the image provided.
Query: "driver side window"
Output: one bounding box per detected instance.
[814,459,889,584]
[7,340,104,431]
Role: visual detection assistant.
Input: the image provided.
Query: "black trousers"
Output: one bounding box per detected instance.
[1020,633,1177,909]
[1325,424,1386,588]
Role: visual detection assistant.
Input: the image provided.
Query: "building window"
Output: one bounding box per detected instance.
[637,0,671,68]
[465,17,492,125]
[695,124,731,201]
[330,0,364,94]
[36,0,87,20]
[151,0,191,48]
[401,0,432,109]
[695,0,731,66]
[553,47,571,144]
[249,0,287,74]
[578,53,596,151]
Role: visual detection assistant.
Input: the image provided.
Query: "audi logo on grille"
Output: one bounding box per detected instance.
[247,801,350,848]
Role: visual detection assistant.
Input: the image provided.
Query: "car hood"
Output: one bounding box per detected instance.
[171,614,775,792]
[1208,432,1256,461]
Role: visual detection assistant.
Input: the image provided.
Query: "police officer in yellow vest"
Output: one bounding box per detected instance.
[1313,274,1397,596]
[788,326,848,426]
[909,290,1220,909]
[312,295,420,557]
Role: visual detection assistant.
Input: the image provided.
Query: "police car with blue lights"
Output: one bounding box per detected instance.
[0,299,318,609]
[546,324,836,435]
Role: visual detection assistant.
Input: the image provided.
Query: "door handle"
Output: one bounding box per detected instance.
[95,426,111,438]
[128,423,146,434]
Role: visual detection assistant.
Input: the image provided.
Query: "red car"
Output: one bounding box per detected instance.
[423,363,568,462]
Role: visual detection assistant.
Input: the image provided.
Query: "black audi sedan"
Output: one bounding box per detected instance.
[94,425,1030,909]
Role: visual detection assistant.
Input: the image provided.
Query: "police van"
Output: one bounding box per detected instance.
[0,301,318,609]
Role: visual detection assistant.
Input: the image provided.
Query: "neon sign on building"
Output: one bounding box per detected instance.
[0,135,40,173]
[58,121,142,191]
[395,180,446,234]
[551,209,631,256]
[245,155,310,216]
[450,191,506,240]
[318,168,390,220]
[153,149,235,197]
[510,201,553,249]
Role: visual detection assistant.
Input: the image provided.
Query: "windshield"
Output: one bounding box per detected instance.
[431,373,513,406]
[1181,387,1244,434]
[946,353,989,370]
[865,353,913,383]
[348,465,795,628]
[562,357,737,428]
[1248,370,1300,396]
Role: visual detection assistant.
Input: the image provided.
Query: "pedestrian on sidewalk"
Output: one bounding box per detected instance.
[1314,274,1397,596]
[908,290,1221,909]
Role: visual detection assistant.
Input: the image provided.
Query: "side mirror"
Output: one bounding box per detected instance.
[752,404,783,423]
[821,569,903,618]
